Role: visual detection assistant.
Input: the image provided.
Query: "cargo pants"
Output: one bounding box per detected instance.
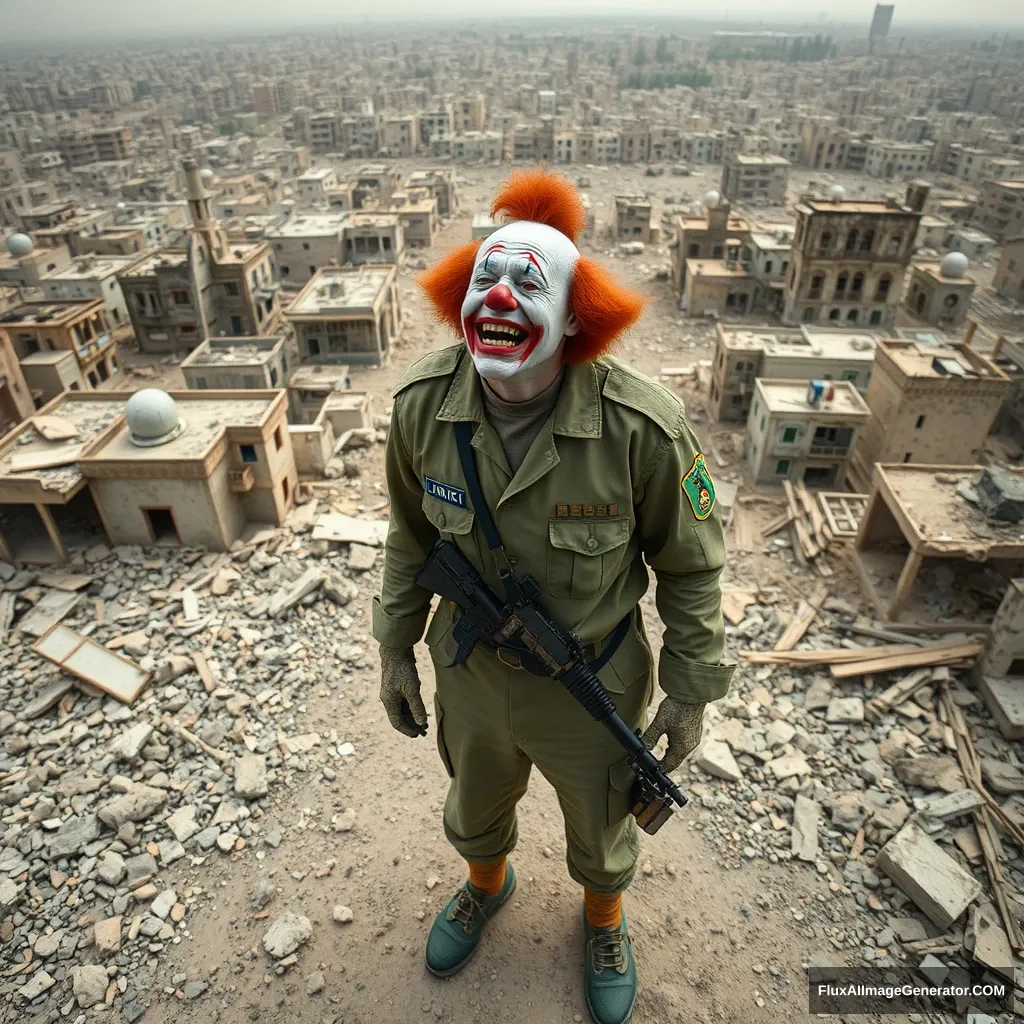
[424,599,656,895]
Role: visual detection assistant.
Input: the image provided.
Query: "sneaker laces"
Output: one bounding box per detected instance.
[448,889,483,934]
[591,930,627,973]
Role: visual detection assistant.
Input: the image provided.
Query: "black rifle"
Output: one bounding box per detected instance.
[415,539,687,835]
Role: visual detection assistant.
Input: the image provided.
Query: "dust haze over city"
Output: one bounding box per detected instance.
[2,2,1024,1023]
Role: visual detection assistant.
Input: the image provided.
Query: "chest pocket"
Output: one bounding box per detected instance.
[546,517,630,600]
[421,492,481,566]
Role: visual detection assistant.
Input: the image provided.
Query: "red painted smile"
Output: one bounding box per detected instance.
[464,314,544,363]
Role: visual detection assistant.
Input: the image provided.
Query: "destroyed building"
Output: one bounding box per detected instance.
[614,194,655,243]
[849,340,1009,491]
[0,389,296,563]
[902,252,977,330]
[284,265,400,368]
[265,212,347,288]
[672,194,750,296]
[180,336,288,391]
[782,185,925,329]
[994,237,1024,304]
[720,153,790,205]
[710,323,881,423]
[746,379,870,489]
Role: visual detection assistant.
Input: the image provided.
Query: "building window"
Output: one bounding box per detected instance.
[859,230,875,253]
[302,242,310,250]
[847,309,859,323]
[875,274,892,301]
[845,230,859,252]
[179,324,196,336]
[713,245,723,258]
[842,370,859,382]
[782,426,799,443]
[230,315,243,334]
[851,272,864,299]
[194,376,207,389]
[834,272,849,299]
[764,260,773,274]
[282,266,290,276]
[809,275,824,300]
[829,308,840,320]
[171,289,190,306]
[240,444,258,463]
[282,476,290,503]
[819,231,832,254]
[274,426,283,451]
[270,365,278,386]
[903,452,912,462]
[803,307,816,322]
[775,459,791,476]
[688,243,700,257]
[224,281,240,297]
[916,414,926,429]
[870,310,882,325]
[888,235,902,256]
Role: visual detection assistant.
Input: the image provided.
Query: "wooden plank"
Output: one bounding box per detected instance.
[9,445,84,473]
[818,493,843,536]
[774,600,816,652]
[840,623,926,646]
[0,591,17,640]
[191,651,216,694]
[182,589,200,623]
[722,589,757,626]
[829,642,983,679]
[36,572,93,592]
[744,642,925,665]
[796,481,828,550]
[865,667,934,720]
[32,415,79,441]
[763,509,794,537]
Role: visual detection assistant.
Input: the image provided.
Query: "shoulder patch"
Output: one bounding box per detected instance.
[682,453,716,521]
[599,357,685,439]
[393,344,464,398]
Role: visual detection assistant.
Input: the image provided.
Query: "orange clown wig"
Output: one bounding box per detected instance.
[419,169,647,365]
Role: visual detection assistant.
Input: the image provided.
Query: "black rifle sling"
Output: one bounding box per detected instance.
[452,419,630,674]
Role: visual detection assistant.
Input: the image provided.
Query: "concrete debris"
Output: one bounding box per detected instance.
[268,567,326,618]
[234,754,269,798]
[979,757,1024,794]
[332,905,354,923]
[876,822,984,929]
[790,795,820,862]
[262,912,313,958]
[108,721,154,759]
[71,964,109,1008]
[695,739,743,782]
[892,755,965,793]
[97,783,169,828]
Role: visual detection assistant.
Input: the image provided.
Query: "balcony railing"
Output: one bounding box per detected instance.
[809,444,849,457]
[229,466,254,492]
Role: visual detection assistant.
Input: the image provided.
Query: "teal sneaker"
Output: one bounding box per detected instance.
[582,908,637,1024]
[424,863,517,978]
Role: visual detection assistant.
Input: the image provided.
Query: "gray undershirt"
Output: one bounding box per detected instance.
[481,370,565,476]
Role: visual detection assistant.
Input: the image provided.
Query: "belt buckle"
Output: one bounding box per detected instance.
[497,649,523,670]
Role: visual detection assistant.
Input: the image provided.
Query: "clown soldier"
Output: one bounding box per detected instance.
[374,170,733,1024]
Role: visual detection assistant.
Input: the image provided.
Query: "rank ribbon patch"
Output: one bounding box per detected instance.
[682,453,715,521]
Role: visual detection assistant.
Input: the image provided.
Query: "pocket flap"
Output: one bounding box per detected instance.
[422,493,476,535]
[548,517,629,556]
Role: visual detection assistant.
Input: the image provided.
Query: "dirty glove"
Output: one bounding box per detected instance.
[641,698,706,773]
[378,645,428,738]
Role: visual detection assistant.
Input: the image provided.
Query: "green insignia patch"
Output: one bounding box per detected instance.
[682,453,716,521]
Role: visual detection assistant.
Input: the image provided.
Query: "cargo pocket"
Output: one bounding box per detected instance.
[546,517,630,600]
[607,757,637,827]
[424,600,461,668]
[433,694,455,779]
[597,621,654,699]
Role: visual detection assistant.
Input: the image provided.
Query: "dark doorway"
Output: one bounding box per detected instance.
[803,466,837,488]
[50,486,106,553]
[143,507,181,546]
[0,503,60,563]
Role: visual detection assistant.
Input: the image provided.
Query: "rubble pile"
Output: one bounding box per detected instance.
[686,588,1024,1016]
[0,508,377,1017]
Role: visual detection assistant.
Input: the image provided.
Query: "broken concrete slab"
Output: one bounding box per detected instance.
[234,754,268,799]
[876,821,983,929]
[18,590,82,637]
[695,739,742,782]
[980,758,1024,794]
[165,803,200,843]
[97,784,168,828]
[768,753,812,780]
[32,414,80,441]
[347,543,378,571]
[889,917,928,942]
[311,512,388,546]
[46,814,103,859]
[915,789,984,821]
[268,567,325,619]
[893,755,965,793]
[20,677,75,720]
[108,722,154,760]
[974,466,1024,523]
[825,697,865,723]
[965,904,1014,981]
[791,794,820,862]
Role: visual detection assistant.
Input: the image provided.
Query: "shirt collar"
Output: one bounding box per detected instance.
[436,346,602,439]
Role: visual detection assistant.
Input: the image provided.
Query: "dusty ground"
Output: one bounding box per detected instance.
[122,162,918,1024]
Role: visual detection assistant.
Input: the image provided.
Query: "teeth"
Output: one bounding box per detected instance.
[478,321,527,347]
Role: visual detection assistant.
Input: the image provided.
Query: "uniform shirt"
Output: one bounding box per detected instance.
[372,344,734,706]
[481,369,565,475]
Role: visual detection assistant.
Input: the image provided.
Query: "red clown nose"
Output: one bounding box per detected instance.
[483,283,518,312]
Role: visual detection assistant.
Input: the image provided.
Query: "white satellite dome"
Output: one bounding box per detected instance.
[126,389,186,447]
[116,201,127,210]
[827,184,846,201]
[940,251,969,278]
[6,233,34,257]
[704,190,720,208]
[200,168,215,187]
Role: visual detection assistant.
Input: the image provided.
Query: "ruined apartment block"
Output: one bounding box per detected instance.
[994,238,1024,303]
[782,185,926,329]
[284,265,401,368]
[342,213,403,266]
[710,323,882,422]
[903,255,977,330]
[673,196,751,295]
[180,336,288,391]
[849,339,1010,491]
[746,379,870,490]
[2,299,119,390]
[265,212,347,288]
[720,154,790,206]
[614,195,655,243]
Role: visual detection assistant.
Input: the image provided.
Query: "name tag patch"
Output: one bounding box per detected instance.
[555,503,619,518]
[425,476,467,508]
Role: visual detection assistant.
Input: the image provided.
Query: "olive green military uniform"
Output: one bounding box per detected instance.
[372,344,733,893]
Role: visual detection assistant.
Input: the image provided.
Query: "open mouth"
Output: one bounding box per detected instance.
[474,319,531,349]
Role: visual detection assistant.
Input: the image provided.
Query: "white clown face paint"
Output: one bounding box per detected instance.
[460,221,579,394]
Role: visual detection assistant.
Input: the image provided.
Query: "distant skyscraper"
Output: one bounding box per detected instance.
[869,4,895,54]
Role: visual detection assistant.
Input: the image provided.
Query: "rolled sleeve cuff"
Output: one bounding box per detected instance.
[371,596,429,649]
[658,648,735,704]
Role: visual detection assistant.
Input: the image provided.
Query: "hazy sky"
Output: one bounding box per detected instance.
[1,0,1022,44]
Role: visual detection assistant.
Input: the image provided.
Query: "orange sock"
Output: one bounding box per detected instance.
[467,856,507,896]
[584,889,623,929]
